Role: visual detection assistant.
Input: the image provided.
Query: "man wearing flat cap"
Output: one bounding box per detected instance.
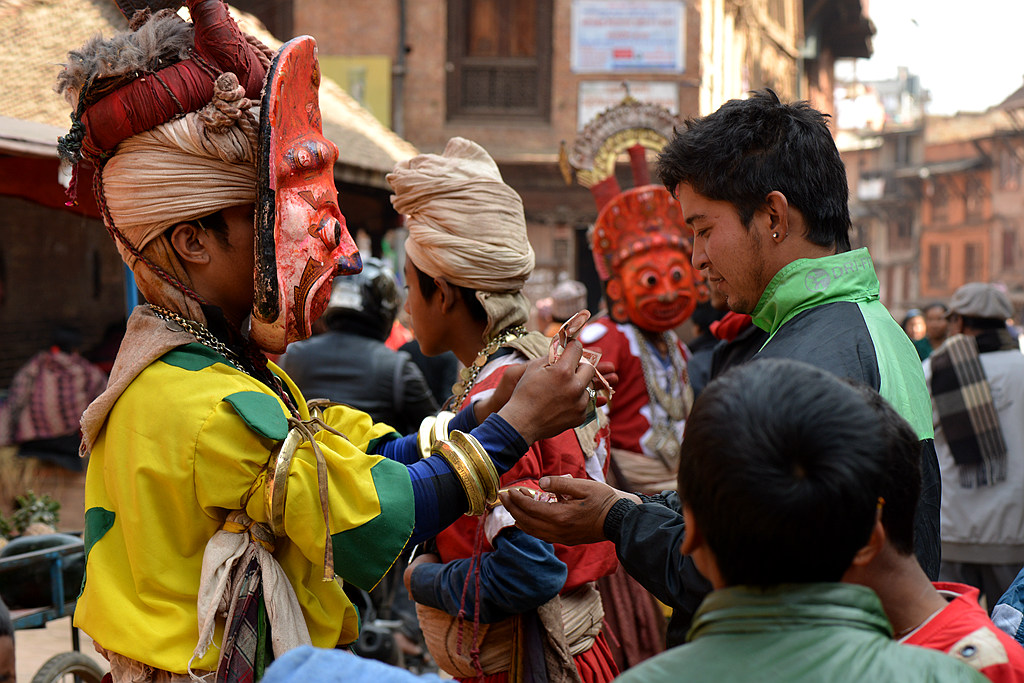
[923,282,1024,607]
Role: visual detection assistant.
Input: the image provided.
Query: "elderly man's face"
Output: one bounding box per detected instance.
[676,183,771,314]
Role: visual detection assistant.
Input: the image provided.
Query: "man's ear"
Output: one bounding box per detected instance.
[168,221,211,265]
[435,277,460,314]
[850,514,886,568]
[679,504,703,556]
[762,190,791,243]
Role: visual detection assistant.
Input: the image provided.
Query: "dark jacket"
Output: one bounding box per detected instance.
[608,249,941,644]
[281,330,438,435]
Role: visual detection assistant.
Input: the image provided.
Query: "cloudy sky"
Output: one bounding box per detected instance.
[836,0,1024,115]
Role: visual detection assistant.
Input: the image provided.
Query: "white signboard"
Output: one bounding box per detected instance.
[577,81,679,129]
[572,0,685,73]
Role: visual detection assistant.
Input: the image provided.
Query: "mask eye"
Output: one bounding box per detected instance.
[316,216,342,249]
[670,266,685,283]
[640,271,659,288]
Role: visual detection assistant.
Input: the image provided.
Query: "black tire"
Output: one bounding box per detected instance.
[31,651,106,683]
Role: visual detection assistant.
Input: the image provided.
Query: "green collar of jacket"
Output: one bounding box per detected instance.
[688,582,893,642]
[751,248,879,338]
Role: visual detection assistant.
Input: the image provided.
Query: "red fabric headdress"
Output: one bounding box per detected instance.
[59,0,270,167]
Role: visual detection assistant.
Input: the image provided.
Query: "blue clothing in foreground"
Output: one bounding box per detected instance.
[992,565,1024,646]
[262,646,442,683]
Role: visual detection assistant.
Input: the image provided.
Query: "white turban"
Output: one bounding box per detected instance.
[388,137,535,338]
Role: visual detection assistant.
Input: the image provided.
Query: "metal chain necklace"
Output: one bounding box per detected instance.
[450,325,528,409]
[147,304,251,376]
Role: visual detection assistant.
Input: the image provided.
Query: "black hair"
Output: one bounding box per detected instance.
[846,383,921,556]
[194,210,232,248]
[412,262,488,323]
[923,302,949,316]
[657,89,853,252]
[960,316,1008,331]
[50,324,83,353]
[691,301,726,331]
[678,358,886,587]
[0,597,12,641]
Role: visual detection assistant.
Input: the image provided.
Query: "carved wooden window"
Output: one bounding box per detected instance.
[965,176,986,220]
[447,0,552,120]
[1003,225,1019,271]
[927,243,949,289]
[964,242,984,282]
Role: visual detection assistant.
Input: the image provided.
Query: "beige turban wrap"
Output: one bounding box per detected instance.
[100,73,258,322]
[388,137,535,340]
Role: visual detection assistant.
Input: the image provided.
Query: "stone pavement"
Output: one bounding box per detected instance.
[14,615,108,682]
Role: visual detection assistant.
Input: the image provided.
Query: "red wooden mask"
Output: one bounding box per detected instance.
[593,186,700,332]
[251,36,361,354]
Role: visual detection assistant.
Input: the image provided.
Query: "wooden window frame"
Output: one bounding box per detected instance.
[447,0,553,122]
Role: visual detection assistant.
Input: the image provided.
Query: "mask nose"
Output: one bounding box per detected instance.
[335,251,362,276]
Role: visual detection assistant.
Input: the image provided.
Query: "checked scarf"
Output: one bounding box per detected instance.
[216,556,273,683]
[930,332,1012,488]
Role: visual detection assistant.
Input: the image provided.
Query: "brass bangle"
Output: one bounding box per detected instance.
[264,428,305,537]
[449,430,500,508]
[432,438,487,515]
[418,410,455,459]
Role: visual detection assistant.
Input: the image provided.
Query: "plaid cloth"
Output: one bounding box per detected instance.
[216,555,274,683]
[0,349,106,446]
[930,333,1007,488]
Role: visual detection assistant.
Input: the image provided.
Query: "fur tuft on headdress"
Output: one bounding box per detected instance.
[55,10,193,110]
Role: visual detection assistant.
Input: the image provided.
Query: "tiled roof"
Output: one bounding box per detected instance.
[0,0,416,186]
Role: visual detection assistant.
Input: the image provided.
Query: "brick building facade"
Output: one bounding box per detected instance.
[241,0,870,306]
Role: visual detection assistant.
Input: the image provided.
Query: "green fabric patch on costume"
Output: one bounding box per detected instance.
[160,343,230,371]
[331,458,414,591]
[80,507,115,596]
[224,392,289,440]
[367,431,401,455]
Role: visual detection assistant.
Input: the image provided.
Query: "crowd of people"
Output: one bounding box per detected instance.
[3,2,1024,682]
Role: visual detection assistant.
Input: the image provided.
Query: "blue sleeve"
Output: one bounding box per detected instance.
[409,526,566,623]
[379,414,529,544]
[993,565,1024,646]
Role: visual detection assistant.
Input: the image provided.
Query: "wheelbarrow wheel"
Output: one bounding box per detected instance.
[31,651,105,683]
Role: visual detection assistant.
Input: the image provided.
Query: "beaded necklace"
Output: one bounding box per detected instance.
[450,325,528,409]
[636,329,689,465]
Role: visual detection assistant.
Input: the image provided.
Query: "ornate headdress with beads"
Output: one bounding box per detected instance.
[562,93,704,332]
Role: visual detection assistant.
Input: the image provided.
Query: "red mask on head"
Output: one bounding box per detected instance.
[593,186,701,332]
[250,36,361,354]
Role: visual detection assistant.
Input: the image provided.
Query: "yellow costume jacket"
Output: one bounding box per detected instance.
[74,343,415,672]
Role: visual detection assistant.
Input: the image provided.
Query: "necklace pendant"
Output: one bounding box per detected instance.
[473,354,489,368]
[163,319,184,332]
[459,366,475,380]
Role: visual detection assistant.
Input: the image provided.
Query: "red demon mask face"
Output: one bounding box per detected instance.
[593,186,701,333]
[611,246,699,332]
[251,36,361,354]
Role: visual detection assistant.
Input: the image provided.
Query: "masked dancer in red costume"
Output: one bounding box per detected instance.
[565,97,703,669]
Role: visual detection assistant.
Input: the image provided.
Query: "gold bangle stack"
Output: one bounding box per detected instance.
[417,410,455,459]
[431,430,500,516]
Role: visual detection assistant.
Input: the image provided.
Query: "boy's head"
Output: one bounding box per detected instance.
[678,359,887,587]
[847,383,922,557]
[657,89,852,253]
